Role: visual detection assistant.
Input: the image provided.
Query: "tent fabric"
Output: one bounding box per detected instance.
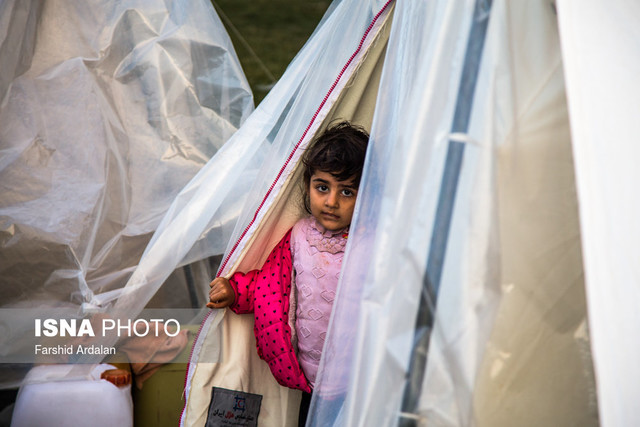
[180,308,302,426]
[556,1,640,426]
[159,0,629,425]
[0,0,252,372]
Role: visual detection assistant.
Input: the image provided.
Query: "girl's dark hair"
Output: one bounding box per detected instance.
[302,121,369,189]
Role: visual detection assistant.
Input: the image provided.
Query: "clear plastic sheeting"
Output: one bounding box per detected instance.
[0,0,252,308]
[0,0,252,366]
[327,0,598,425]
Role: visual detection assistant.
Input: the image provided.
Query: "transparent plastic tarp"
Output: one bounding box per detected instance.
[0,0,252,372]
[323,0,598,425]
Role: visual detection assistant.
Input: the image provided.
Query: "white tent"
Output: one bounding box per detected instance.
[174,0,639,425]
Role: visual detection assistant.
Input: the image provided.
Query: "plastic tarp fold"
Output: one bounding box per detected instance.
[0,0,253,372]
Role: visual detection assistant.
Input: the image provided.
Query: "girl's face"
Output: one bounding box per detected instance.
[308,170,358,231]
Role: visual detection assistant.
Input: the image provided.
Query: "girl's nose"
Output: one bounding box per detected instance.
[325,191,338,207]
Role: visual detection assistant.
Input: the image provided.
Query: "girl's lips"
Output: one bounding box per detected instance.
[322,212,339,220]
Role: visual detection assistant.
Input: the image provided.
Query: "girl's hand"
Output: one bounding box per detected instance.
[206,277,236,309]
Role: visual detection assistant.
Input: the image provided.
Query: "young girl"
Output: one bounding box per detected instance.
[206,121,369,424]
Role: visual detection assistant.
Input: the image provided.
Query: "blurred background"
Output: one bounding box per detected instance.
[213,0,331,104]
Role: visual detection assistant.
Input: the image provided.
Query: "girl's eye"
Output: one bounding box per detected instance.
[316,185,329,192]
[341,189,354,197]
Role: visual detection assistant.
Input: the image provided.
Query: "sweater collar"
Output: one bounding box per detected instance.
[306,216,349,254]
[310,216,349,239]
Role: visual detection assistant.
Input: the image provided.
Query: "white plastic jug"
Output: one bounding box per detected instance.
[11,364,133,427]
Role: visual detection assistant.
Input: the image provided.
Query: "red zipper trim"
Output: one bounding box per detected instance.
[180,1,393,424]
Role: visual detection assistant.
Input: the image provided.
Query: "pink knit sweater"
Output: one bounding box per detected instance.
[291,216,346,387]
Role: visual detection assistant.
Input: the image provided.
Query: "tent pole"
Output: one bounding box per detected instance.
[398,0,492,425]
[183,264,200,308]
